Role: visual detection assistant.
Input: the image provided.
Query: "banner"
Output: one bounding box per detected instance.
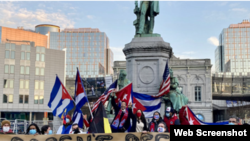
[0,132,169,141]
[105,76,113,88]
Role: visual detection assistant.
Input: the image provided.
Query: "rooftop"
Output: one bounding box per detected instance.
[229,19,250,28]
[62,28,100,33]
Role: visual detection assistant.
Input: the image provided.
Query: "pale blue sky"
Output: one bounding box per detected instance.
[0,1,250,72]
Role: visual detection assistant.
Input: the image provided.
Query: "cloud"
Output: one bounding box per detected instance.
[218,2,228,6]
[110,47,126,61]
[38,3,45,8]
[174,51,196,59]
[208,36,219,46]
[86,15,94,19]
[231,8,248,12]
[0,2,74,29]
[229,3,240,7]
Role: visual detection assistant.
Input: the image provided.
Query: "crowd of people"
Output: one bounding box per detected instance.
[0,94,249,135]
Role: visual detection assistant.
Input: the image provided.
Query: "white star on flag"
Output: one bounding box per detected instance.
[189,117,194,125]
[122,94,128,100]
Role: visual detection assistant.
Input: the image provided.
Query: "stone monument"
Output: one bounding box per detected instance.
[124,0,172,96]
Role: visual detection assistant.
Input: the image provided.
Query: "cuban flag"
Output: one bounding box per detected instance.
[152,61,170,98]
[75,68,88,109]
[72,108,88,128]
[48,76,74,118]
[115,83,161,118]
[180,106,229,125]
[91,80,118,113]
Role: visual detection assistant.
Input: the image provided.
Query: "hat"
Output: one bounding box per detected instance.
[72,123,78,126]
[1,120,11,127]
[166,107,174,113]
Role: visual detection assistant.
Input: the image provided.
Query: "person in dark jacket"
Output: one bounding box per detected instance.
[148,111,163,132]
[110,94,133,133]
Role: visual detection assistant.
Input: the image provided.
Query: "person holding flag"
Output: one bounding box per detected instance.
[48,75,75,134]
[110,93,134,133]
[56,110,73,134]
[72,68,91,130]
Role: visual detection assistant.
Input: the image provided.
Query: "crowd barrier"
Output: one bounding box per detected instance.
[0,132,169,141]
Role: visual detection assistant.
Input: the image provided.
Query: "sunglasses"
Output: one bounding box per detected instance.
[229,121,236,123]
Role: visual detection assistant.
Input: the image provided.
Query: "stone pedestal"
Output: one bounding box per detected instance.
[123,37,172,95]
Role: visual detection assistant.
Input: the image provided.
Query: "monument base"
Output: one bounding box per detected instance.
[134,33,161,37]
[123,36,172,95]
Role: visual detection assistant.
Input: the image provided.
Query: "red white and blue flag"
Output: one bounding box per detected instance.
[74,68,88,109]
[115,83,161,118]
[180,106,229,125]
[91,80,118,113]
[152,61,170,98]
[48,76,74,118]
[73,68,89,128]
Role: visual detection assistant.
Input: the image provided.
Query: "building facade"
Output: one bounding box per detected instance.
[0,26,48,47]
[35,24,60,35]
[215,20,250,73]
[0,42,65,121]
[47,28,113,78]
[113,57,213,122]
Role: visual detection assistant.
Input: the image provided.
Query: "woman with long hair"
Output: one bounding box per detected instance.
[135,109,148,132]
[41,125,53,135]
[26,123,41,135]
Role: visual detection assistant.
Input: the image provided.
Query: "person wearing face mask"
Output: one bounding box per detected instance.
[0,120,14,134]
[57,115,73,134]
[26,123,41,135]
[110,94,133,133]
[135,109,148,133]
[41,125,53,135]
[157,122,167,133]
[164,107,180,132]
[70,123,84,134]
[228,116,237,125]
[148,111,163,132]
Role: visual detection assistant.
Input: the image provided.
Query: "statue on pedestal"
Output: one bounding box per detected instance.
[133,0,159,35]
[163,69,189,112]
[106,70,131,117]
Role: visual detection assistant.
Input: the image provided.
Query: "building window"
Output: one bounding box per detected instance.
[41,68,44,75]
[35,81,44,90]
[19,95,23,103]
[35,68,39,75]
[19,95,29,104]
[3,94,13,103]
[5,50,9,58]
[5,43,15,59]
[20,66,29,75]
[39,96,44,104]
[20,80,29,89]
[36,54,40,61]
[195,86,201,101]
[25,95,29,103]
[34,96,38,104]
[26,67,29,74]
[10,65,14,73]
[3,79,14,88]
[4,65,8,73]
[26,52,30,60]
[4,65,15,74]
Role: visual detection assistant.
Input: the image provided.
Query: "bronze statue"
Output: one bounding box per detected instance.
[106,70,131,117]
[117,70,131,89]
[163,69,189,112]
[134,0,159,35]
